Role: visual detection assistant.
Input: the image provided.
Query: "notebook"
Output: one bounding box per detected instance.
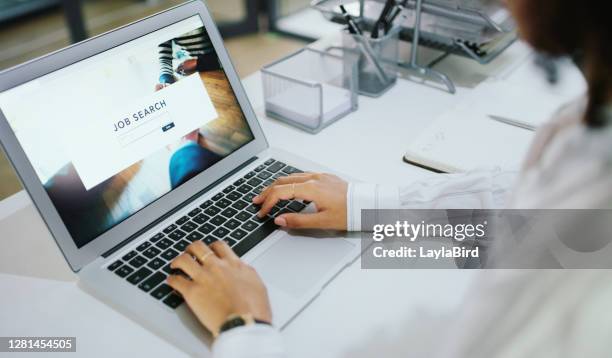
[403,102,534,173]
[481,54,588,131]
[474,81,571,130]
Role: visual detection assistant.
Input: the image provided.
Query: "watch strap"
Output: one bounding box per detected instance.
[217,314,271,337]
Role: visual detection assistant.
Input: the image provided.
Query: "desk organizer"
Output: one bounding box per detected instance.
[341,26,400,97]
[262,48,358,133]
[313,0,517,93]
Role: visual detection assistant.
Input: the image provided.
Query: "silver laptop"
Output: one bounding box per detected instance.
[0,1,358,355]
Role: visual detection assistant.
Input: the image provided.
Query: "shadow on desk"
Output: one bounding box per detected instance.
[0,203,75,282]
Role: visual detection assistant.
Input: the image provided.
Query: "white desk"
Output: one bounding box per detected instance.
[0,36,575,357]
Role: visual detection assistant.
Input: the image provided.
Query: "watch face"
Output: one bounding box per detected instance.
[229,317,246,327]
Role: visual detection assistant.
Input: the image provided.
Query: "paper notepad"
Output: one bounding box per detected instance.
[265,84,352,129]
[404,104,535,173]
[473,81,569,130]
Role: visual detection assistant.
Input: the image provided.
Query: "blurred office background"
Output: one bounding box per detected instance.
[0,0,336,200]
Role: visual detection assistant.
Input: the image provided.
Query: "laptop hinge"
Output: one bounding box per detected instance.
[102,156,259,258]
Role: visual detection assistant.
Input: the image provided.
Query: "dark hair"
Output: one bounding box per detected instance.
[511,0,612,127]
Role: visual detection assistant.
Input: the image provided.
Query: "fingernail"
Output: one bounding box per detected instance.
[275,216,287,227]
[252,195,260,203]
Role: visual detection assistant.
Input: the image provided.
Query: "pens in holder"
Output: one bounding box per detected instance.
[339,5,390,85]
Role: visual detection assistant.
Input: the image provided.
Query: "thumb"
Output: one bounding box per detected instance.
[274,212,326,229]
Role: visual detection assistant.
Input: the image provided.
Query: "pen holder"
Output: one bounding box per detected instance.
[342,26,400,97]
[261,48,358,134]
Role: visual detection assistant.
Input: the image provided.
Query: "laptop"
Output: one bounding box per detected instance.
[0,1,359,355]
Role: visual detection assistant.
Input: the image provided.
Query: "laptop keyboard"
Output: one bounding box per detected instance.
[106,158,306,309]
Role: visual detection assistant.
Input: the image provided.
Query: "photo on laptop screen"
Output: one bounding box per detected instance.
[0,16,254,248]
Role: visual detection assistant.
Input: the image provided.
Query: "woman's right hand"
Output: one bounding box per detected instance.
[252,173,348,231]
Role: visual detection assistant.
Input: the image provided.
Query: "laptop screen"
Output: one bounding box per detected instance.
[0,15,254,248]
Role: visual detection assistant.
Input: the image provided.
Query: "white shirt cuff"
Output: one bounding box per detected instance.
[212,324,285,358]
[346,183,400,231]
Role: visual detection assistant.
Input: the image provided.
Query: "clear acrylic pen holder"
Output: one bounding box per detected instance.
[262,48,358,134]
[342,26,400,97]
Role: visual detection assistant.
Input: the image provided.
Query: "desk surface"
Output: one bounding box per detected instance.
[0,35,573,357]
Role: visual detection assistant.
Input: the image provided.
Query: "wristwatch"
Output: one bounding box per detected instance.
[216,313,270,337]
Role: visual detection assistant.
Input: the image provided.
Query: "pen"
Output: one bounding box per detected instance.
[339,5,363,35]
[488,115,536,131]
[371,0,395,39]
[385,6,401,32]
[384,0,409,35]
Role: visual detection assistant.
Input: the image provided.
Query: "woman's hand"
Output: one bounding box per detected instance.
[253,173,348,230]
[167,240,272,336]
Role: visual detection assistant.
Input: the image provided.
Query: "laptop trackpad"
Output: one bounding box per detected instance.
[252,234,354,298]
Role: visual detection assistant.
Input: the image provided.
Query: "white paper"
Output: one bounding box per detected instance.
[266,84,352,129]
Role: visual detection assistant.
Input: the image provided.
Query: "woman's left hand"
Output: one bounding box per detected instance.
[167,240,272,336]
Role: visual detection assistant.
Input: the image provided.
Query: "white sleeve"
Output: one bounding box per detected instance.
[212,324,285,358]
[346,168,517,231]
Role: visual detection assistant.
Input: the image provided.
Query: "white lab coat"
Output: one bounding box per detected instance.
[212,97,612,358]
